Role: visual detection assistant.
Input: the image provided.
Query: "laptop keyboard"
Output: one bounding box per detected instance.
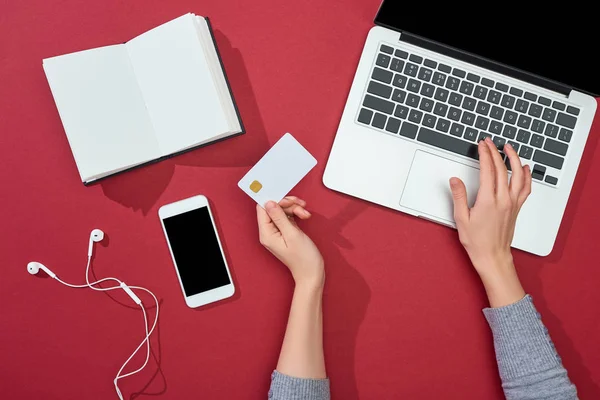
[357,44,581,186]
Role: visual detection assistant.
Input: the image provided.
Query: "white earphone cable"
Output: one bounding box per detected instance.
[51,255,159,399]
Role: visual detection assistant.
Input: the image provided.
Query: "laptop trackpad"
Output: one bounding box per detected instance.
[400,150,479,224]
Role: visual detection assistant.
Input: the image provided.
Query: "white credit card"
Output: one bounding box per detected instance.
[238,133,317,207]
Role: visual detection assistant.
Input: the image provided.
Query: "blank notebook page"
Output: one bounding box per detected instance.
[126,14,229,156]
[43,45,161,181]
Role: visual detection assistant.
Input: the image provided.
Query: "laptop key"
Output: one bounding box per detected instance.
[487,90,502,104]
[545,176,558,185]
[515,99,529,113]
[528,104,543,118]
[475,116,490,130]
[461,111,476,126]
[436,118,451,133]
[446,77,460,91]
[395,49,408,59]
[434,102,448,117]
[421,83,435,98]
[432,72,447,86]
[478,132,492,142]
[495,82,509,92]
[424,59,437,68]
[372,113,387,129]
[464,128,478,141]
[516,129,531,144]
[393,74,407,88]
[423,114,437,128]
[517,115,532,129]
[481,78,494,87]
[368,81,393,99]
[532,164,546,180]
[538,96,551,106]
[385,117,401,134]
[392,89,407,103]
[380,45,394,54]
[533,150,564,169]
[418,67,433,82]
[419,98,434,112]
[376,53,391,68]
[493,136,506,150]
[490,106,504,120]
[452,68,466,78]
[558,128,573,142]
[510,87,523,97]
[531,119,545,134]
[395,105,409,119]
[459,81,474,96]
[501,94,515,109]
[462,97,477,111]
[449,93,463,106]
[409,54,423,64]
[544,138,568,156]
[358,108,373,124]
[418,127,479,160]
[404,63,419,77]
[542,108,557,123]
[467,73,480,83]
[474,86,488,100]
[524,92,537,101]
[364,95,395,114]
[434,88,449,102]
[490,121,503,135]
[552,101,566,111]
[373,67,393,84]
[502,125,517,139]
[408,109,423,124]
[556,112,577,129]
[476,101,491,116]
[399,122,418,139]
[545,124,558,139]
[438,63,452,73]
[406,93,420,108]
[567,106,580,116]
[450,123,465,137]
[519,145,533,160]
[407,79,421,93]
[448,107,462,121]
[503,110,517,125]
[390,58,405,72]
[530,134,544,148]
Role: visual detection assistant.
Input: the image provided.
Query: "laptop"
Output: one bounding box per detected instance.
[323,2,598,256]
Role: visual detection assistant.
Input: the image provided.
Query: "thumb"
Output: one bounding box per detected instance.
[265,201,297,237]
[449,177,469,225]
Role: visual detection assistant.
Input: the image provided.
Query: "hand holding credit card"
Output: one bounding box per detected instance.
[238,133,317,207]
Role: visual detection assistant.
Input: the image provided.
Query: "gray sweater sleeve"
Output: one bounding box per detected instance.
[268,371,330,400]
[483,295,578,400]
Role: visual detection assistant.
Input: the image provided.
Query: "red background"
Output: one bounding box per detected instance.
[1,0,599,399]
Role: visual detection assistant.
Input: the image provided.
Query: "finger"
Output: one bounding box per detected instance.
[282,204,311,220]
[517,165,533,207]
[449,177,470,226]
[265,201,298,238]
[281,196,306,207]
[257,204,278,241]
[505,143,524,197]
[485,138,508,196]
[476,140,495,199]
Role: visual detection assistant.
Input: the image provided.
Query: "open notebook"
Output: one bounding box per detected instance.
[43,13,244,184]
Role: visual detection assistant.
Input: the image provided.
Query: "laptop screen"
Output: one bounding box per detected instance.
[375,2,598,96]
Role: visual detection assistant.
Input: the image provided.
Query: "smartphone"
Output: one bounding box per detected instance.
[159,195,235,308]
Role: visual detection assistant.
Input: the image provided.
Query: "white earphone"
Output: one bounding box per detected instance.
[28,229,159,400]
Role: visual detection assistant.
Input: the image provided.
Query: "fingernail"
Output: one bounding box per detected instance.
[485,137,492,143]
[265,201,276,210]
[303,209,311,216]
[505,143,512,150]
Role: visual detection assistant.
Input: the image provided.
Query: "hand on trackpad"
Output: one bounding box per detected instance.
[400,150,479,224]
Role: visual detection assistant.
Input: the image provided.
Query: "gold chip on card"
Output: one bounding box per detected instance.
[249,180,263,193]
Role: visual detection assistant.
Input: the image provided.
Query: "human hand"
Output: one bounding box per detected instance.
[257,196,325,289]
[449,138,531,307]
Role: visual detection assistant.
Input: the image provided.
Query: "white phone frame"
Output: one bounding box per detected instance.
[158,195,235,308]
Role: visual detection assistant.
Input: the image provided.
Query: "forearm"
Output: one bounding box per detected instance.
[276,283,326,379]
[484,295,578,400]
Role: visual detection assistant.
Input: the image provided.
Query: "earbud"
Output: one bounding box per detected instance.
[27,261,57,279]
[88,229,105,257]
